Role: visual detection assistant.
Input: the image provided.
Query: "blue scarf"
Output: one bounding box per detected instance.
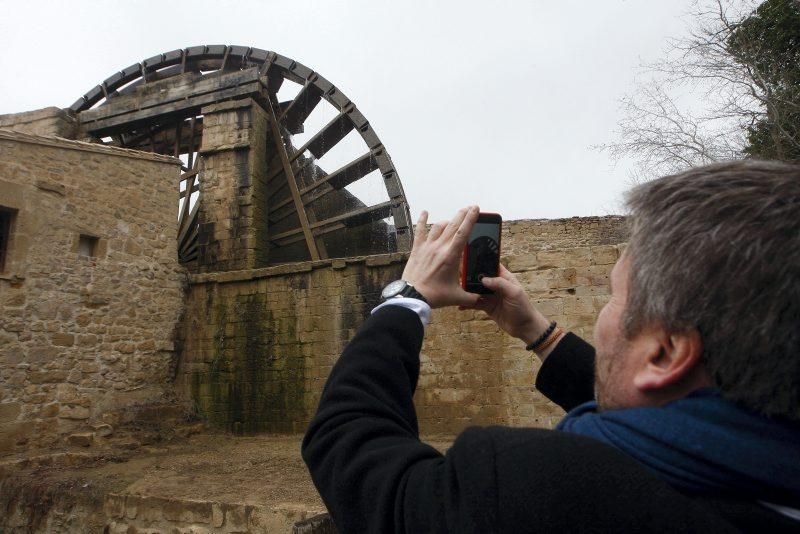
[557,389,800,507]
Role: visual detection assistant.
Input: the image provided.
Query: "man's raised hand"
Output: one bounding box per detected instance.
[401,206,482,309]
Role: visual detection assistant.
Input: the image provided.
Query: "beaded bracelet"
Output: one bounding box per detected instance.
[526,321,557,351]
[534,327,564,353]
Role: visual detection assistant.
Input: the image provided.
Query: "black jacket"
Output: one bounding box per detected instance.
[302,306,797,533]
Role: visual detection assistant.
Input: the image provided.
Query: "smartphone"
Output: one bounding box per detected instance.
[460,212,502,294]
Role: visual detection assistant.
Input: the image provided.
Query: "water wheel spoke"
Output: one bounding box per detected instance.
[178,198,200,250]
[263,109,353,189]
[307,151,379,193]
[305,110,355,159]
[268,151,379,224]
[281,81,323,135]
[179,182,200,200]
[270,200,396,245]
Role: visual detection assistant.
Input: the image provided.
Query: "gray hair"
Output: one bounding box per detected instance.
[624,160,800,421]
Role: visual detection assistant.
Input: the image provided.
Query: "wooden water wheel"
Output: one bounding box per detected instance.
[70,45,413,265]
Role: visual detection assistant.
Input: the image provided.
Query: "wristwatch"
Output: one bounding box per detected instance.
[381,280,428,303]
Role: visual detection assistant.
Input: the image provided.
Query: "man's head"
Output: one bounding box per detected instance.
[594,160,800,420]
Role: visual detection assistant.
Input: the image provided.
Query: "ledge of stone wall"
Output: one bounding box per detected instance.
[0,129,182,165]
[188,252,410,285]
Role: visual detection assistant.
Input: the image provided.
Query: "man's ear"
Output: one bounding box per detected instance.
[632,328,704,391]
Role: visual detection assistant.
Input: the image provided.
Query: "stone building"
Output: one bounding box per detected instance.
[0,44,627,532]
[0,127,185,452]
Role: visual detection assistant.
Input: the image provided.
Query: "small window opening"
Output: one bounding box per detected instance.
[78,234,99,257]
[0,208,14,272]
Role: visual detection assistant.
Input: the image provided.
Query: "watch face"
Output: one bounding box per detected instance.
[381,280,407,300]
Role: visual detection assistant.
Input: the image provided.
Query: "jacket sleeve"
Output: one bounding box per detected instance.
[303,306,493,533]
[534,332,597,411]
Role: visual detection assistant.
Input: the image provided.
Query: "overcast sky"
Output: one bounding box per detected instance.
[0,0,708,222]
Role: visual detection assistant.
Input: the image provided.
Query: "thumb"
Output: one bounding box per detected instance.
[453,290,481,309]
[479,275,517,296]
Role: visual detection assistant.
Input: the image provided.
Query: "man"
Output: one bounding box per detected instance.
[302,161,800,532]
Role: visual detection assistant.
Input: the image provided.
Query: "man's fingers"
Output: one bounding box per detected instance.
[498,264,519,283]
[427,220,447,241]
[413,211,429,249]
[451,205,479,248]
[440,207,470,243]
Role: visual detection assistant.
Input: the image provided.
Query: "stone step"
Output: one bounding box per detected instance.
[104,493,329,533]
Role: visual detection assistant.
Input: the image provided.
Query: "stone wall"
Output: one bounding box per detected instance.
[502,216,627,254]
[195,99,272,272]
[178,215,627,435]
[0,107,78,139]
[0,130,186,453]
[178,255,405,434]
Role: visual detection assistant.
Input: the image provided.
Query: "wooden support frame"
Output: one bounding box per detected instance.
[265,97,321,261]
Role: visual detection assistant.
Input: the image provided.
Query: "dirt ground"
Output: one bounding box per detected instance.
[1,430,457,527]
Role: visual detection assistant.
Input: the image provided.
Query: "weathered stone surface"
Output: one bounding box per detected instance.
[211,502,224,528]
[91,422,113,437]
[66,432,94,447]
[104,494,126,519]
[51,333,75,347]
[0,107,77,138]
[0,402,21,423]
[0,130,185,453]
[59,405,90,420]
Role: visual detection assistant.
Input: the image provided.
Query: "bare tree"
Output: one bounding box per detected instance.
[599,0,799,179]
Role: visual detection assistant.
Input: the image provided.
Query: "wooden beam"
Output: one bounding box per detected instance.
[265,97,321,261]
[124,117,203,154]
[82,81,262,136]
[187,117,196,169]
[179,182,200,199]
[267,151,377,224]
[79,68,262,125]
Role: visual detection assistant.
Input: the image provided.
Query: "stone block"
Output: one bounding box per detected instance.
[76,334,98,347]
[563,296,595,315]
[506,254,540,272]
[125,497,138,519]
[40,403,59,417]
[3,292,26,307]
[135,496,164,522]
[51,333,75,346]
[591,245,621,265]
[104,493,126,519]
[0,402,21,423]
[224,503,250,531]
[28,345,64,364]
[59,405,90,419]
[0,421,29,453]
[137,339,156,351]
[29,370,68,383]
[66,432,93,447]
[212,502,224,528]
[91,422,113,437]
[161,498,213,524]
[248,505,294,533]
